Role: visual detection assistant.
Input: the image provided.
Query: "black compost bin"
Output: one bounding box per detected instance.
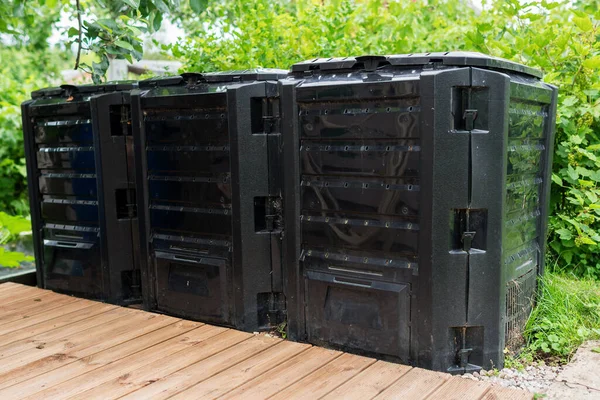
[280,52,557,372]
[132,70,288,330]
[22,82,142,304]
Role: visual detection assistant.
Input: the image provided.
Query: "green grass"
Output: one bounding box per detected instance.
[521,272,600,363]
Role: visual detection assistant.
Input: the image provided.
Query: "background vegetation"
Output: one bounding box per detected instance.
[0,0,599,362]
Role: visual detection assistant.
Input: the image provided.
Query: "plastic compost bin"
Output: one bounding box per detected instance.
[22,82,142,304]
[21,52,558,373]
[131,70,289,331]
[280,52,557,372]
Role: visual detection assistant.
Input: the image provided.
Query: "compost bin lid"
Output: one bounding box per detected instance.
[291,51,542,78]
[31,81,137,99]
[139,69,289,88]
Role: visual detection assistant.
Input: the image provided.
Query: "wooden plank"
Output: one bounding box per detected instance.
[169,342,310,399]
[25,324,228,400]
[0,282,20,293]
[75,330,253,399]
[0,291,54,311]
[427,376,491,400]
[0,307,133,358]
[0,312,179,391]
[0,289,54,308]
[374,368,450,400]
[270,352,377,400]
[0,299,91,336]
[120,334,284,400]
[321,360,412,400]
[0,285,53,304]
[481,385,533,400]
[0,320,201,399]
[0,283,37,296]
[0,310,175,375]
[0,293,80,325]
[204,347,341,400]
[0,302,116,346]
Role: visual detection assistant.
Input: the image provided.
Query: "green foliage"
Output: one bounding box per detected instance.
[174,0,477,71]
[524,273,600,361]
[0,47,65,216]
[175,0,600,277]
[0,212,33,268]
[0,1,210,82]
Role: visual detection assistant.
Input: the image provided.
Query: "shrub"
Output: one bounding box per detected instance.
[0,47,63,216]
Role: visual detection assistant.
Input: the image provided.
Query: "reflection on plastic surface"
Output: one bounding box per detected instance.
[298,83,421,268]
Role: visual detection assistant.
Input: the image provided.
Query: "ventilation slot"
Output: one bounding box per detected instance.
[505,268,537,351]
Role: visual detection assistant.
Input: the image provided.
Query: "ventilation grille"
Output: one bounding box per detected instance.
[505,268,537,350]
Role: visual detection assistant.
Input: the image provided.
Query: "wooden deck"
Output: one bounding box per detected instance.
[0,282,532,399]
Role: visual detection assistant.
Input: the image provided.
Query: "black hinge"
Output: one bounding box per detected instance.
[263,97,280,134]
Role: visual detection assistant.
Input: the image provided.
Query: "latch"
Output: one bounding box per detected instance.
[254,196,283,233]
[463,109,478,131]
[448,326,483,375]
[461,231,476,252]
[263,97,281,134]
[116,188,137,219]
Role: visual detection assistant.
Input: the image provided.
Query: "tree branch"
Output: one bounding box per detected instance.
[74,0,83,70]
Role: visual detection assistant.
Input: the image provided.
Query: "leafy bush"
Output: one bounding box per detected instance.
[0,47,63,216]
[524,273,600,361]
[0,212,33,268]
[176,0,600,277]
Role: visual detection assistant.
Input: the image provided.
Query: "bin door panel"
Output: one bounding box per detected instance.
[304,270,410,360]
[155,250,230,325]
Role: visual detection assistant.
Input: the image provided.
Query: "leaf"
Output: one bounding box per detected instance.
[122,0,140,8]
[583,56,600,70]
[588,144,600,151]
[190,0,208,13]
[67,27,79,38]
[115,40,134,51]
[552,174,563,186]
[151,0,170,14]
[585,191,598,204]
[563,251,574,265]
[568,165,579,181]
[580,237,597,245]
[573,16,593,32]
[592,348,600,354]
[556,228,573,240]
[0,248,30,268]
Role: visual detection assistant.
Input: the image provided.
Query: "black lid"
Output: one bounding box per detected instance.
[291,51,542,78]
[31,87,63,99]
[31,81,137,99]
[202,68,289,82]
[138,75,184,88]
[139,68,289,88]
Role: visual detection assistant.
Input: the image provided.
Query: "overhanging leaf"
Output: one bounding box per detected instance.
[115,40,134,51]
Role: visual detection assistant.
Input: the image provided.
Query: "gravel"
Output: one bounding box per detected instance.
[460,364,564,394]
